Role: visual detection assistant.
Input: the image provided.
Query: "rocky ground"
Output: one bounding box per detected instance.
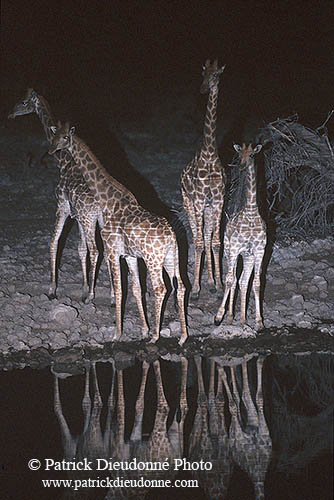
[0,125,333,370]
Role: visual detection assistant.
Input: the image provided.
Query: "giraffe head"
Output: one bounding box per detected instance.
[49,121,75,155]
[8,88,39,119]
[200,59,226,94]
[233,143,262,169]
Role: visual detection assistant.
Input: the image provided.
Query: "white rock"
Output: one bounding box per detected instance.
[160,328,171,337]
[297,320,312,329]
[50,304,78,328]
[291,294,304,307]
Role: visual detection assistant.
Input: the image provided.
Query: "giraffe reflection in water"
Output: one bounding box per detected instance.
[53,355,271,499]
[53,358,187,499]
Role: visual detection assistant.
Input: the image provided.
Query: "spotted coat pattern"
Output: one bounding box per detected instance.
[215,144,267,329]
[8,89,102,302]
[181,60,226,299]
[49,123,188,345]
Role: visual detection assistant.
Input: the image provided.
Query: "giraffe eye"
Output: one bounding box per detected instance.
[64,135,69,141]
[22,100,28,106]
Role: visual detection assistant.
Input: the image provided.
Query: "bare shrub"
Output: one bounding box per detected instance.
[258,113,334,238]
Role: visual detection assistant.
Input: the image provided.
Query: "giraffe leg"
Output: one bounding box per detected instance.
[104,361,116,450]
[130,361,149,442]
[204,206,216,293]
[147,265,166,343]
[253,250,265,330]
[192,210,204,300]
[182,189,201,300]
[219,365,241,445]
[214,251,238,325]
[108,254,123,340]
[105,257,115,307]
[255,356,270,437]
[115,369,125,451]
[82,363,92,433]
[212,201,224,294]
[83,218,99,304]
[239,254,255,326]
[153,360,168,407]
[76,221,89,301]
[48,206,69,299]
[89,363,104,443]
[255,356,265,412]
[176,277,187,345]
[241,361,259,428]
[164,243,188,345]
[179,357,188,421]
[126,256,149,337]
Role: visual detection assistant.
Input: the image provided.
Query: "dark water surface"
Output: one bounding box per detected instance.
[0,353,333,500]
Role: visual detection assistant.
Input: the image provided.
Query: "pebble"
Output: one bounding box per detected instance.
[272,278,286,285]
[168,320,180,334]
[326,268,334,279]
[160,328,171,337]
[291,295,304,307]
[50,304,78,328]
[297,320,312,329]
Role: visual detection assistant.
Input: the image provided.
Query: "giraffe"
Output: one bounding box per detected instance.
[49,122,188,345]
[188,357,233,499]
[215,143,267,329]
[219,356,272,500]
[53,361,115,500]
[8,89,103,303]
[181,59,226,299]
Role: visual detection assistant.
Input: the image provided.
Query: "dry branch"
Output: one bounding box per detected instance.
[258,114,334,237]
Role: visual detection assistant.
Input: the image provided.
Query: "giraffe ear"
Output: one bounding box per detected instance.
[31,89,37,98]
[233,144,242,153]
[50,126,57,135]
[253,144,263,154]
[69,126,75,136]
[213,59,218,69]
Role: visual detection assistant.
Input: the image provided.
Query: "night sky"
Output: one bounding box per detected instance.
[2,0,334,138]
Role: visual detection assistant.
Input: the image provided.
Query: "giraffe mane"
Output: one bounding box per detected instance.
[33,91,56,125]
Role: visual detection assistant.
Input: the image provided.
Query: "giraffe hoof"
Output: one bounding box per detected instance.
[47,293,57,301]
[83,295,93,304]
[214,316,222,326]
[257,321,265,331]
[178,336,188,346]
[142,328,150,338]
[191,291,200,301]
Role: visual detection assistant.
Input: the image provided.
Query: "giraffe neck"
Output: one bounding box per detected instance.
[69,135,137,210]
[244,160,259,214]
[34,95,56,144]
[201,85,219,161]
